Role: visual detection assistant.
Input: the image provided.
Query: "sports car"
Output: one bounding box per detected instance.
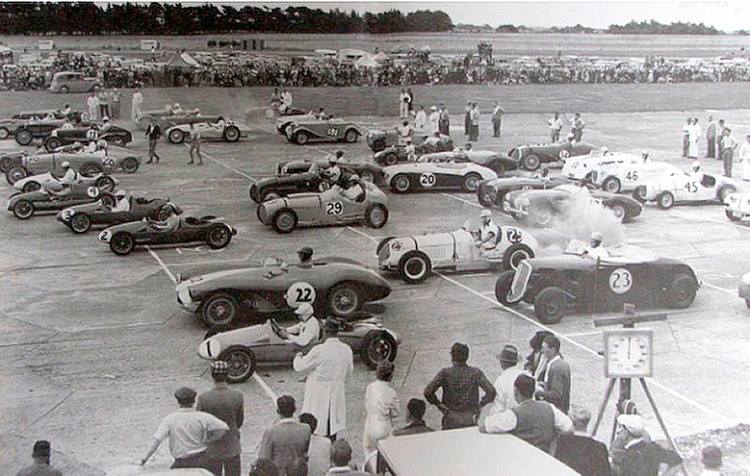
[0,109,84,140]
[257,181,389,233]
[503,184,642,226]
[8,183,115,220]
[366,129,450,153]
[43,124,133,151]
[562,151,640,180]
[6,149,141,184]
[417,150,517,175]
[165,118,251,144]
[739,272,750,308]
[377,221,538,283]
[14,119,90,146]
[494,244,699,324]
[57,195,173,233]
[174,255,392,326]
[371,135,454,162]
[724,192,750,222]
[477,173,575,208]
[276,112,317,135]
[98,215,237,256]
[286,119,362,145]
[14,171,116,194]
[510,141,596,171]
[634,172,736,209]
[196,317,399,383]
[135,109,204,131]
[589,160,683,193]
[383,160,497,193]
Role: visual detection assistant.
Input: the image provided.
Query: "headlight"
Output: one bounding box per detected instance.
[104,158,115,166]
[520,198,531,206]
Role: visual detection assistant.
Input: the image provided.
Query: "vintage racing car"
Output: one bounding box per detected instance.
[57,195,173,233]
[276,112,317,135]
[175,255,392,326]
[6,149,141,184]
[377,221,538,283]
[561,150,639,180]
[494,244,700,324]
[98,214,237,256]
[43,123,133,150]
[0,109,84,140]
[503,184,642,226]
[14,119,90,146]
[257,181,389,233]
[372,136,455,164]
[739,272,750,308]
[286,118,362,145]
[135,108,205,131]
[366,129,452,153]
[197,317,399,383]
[511,141,596,171]
[477,173,574,208]
[8,183,115,220]
[383,160,497,193]
[634,171,736,209]
[724,192,750,222]
[589,160,682,193]
[165,118,251,144]
[13,170,116,194]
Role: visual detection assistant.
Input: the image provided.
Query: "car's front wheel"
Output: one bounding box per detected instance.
[12,200,34,220]
[45,137,62,152]
[327,283,361,317]
[271,208,297,234]
[206,225,232,249]
[602,176,621,193]
[494,270,517,306]
[522,153,541,171]
[7,166,28,184]
[462,173,482,193]
[365,204,388,228]
[70,214,91,233]
[656,191,674,209]
[294,131,309,145]
[168,129,185,144]
[534,287,568,324]
[725,209,743,222]
[360,331,398,369]
[391,174,411,193]
[632,186,647,203]
[218,346,257,384]
[371,139,386,152]
[384,153,399,166]
[121,157,139,174]
[503,244,534,270]
[0,127,9,140]
[15,129,33,146]
[22,181,40,193]
[398,251,432,284]
[202,293,239,327]
[223,126,240,142]
[344,129,359,143]
[663,274,697,309]
[528,205,554,227]
[609,203,627,223]
[110,232,135,255]
[95,175,116,192]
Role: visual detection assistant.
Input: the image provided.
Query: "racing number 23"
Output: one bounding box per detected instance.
[326,202,343,215]
[609,268,633,294]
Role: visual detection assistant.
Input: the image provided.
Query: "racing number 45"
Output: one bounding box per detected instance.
[684,181,699,193]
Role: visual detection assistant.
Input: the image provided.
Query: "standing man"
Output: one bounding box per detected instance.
[428,105,440,136]
[706,115,716,158]
[681,118,691,158]
[398,89,410,119]
[739,134,750,181]
[414,105,426,132]
[469,103,480,142]
[110,88,121,119]
[293,319,353,440]
[488,345,524,415]
[98,88,110,119]
[145,121,161,164]
[188,122,204,165]
[281,88,293,111]
[688,117,701,159]
[259,395,311,476]
[424,342,496,430]
[438,104,450,136]
[537,334,571,413]
[464,101,472,137]
[131,87,143,121]
[571,113,585,142]
[197,361,245,476]
[716,119,726,160]
[141,387,229,470]
[16,440,62,476]
[554,406,612,476]
[548,113,563,142]
[721,127,738,177]
[87,92,100,122]
[406,88,415,116]
[491,101,504,138]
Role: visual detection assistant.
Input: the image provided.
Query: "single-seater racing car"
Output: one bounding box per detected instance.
[634,170,737,209]
[6,149,140,184]
[13,169,116,194]
[0,109,84,140]
[8,182,116,220]
[511,141,596,171]
[286,118,362,145]
[165,118,251,144]
[44,123,133,151]
[366,129,451,153]
[57,193,173,233]
[383,160,497,193]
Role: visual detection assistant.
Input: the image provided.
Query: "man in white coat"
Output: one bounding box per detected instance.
[739,134,750,181]
[427,106,440,135]
[87,92,100,122]
[131,88,144,121]
[688,117,701,159]
[293,319,353,440]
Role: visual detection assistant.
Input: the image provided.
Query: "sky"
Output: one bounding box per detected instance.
[256,1,750,31]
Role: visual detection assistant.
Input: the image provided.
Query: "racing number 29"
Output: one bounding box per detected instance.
[326,202,343,215]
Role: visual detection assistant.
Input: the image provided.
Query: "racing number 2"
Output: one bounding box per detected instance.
[326,202,343,215]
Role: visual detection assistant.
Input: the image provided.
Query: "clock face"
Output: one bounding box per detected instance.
[605,331,653,377]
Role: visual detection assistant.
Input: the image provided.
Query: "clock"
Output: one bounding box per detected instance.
[603,329,654,378]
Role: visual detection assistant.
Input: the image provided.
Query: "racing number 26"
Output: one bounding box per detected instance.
[326,202,343,215]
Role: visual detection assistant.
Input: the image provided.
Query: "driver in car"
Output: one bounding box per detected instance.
[584,231,609,260]
[476,209,500,251]
[276,303,320,347]
[46,161,79,198]
[150,204,180,232]
[111,190,131,212]
[336,176,366,202]
[689,160,708,186]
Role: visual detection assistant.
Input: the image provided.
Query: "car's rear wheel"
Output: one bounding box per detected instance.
[656,191,674,209]
[80,164,103,177]
[398,251,432,284]
[384,153,399,166]
[534,287,568,324]
[725,209,743,222]
[602,176,621,193]
[522,154,541,171]
[15,129,33,146]
[121,157,139,174]
[392,174,410,193]
[218,346,256,384]
[494,270,517,306]
[462,173,482,193]
[632,186,647,203]
[663,274,697,309]
[344,129,359,143]
[95,175,115,192]
[60,85,69,94]
[360,331,398,369]
[327,283,361,317]
[223,126,240,142]
[609,203,627,223]
[12,200,34,220]
[0,127,9,140]
[168,129,185,144]
[202,293,239,327]
[110,232,135,255]
[206,225,232,249]
[503,244,534,270]
[365,204,389,228]
[294,131,309,145]
[70,214,91,233]
[271,208,297,234]
[22,181,41,193]
[372,139,386,152]
[45,137,61,152]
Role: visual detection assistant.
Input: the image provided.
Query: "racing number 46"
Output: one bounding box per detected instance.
[625,171,638,181]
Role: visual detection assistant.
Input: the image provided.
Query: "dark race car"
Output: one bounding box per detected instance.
[98,215,237,256]
[44,124,133,151]
[14,120,91,146]
[286,119,362,145]
[510,141,597,171]
[372,136,455,164]
[57,195,173,233]
[275,112,317,135]
[477,173,576,208]
[0,109,84,140]
[366,129,452,153]
[494,244,699,324]
[8,184,115,220]
[174,256,392,327]
[135,109,207,131]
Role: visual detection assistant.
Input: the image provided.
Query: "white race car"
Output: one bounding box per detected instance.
[13,171,117,194]
[723,192,750,221]
[590,160,682,193]
[636,172,736,209]
[165,119,251,144]
[377,221,538,283]
[383,161,497,193]
[562,151,640,180]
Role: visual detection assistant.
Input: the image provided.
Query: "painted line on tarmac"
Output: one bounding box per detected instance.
[146,246,177,283]
[565,329,603,338]
[182,144,258,182]
[253,373,278,401]
[441,192,483,208]
[344,225,379,244]
[702,282,736,295]
[670,209,750,232]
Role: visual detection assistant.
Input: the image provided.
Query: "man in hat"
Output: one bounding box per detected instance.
[293,319,353,440]
[537,334,571,413]
[699,445,723,475]
[554,406,612,476]
[278,303,320,348]
[297,247,314,268]
[197,362,245,476]
[141,386,229,470]
[615,414,682,476]
[438,104,450,136]
[259,395,311,475]
[488,344,524,415]
[16,440,62,476]
[584,231,609,261]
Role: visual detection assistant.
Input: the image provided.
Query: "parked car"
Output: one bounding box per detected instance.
[286,118,362,145]
[561,151,639,180]
[383,160,497,194]
[510,141,596,171]
[724,192,750,222]
[165,118,251,144]
[49,71,100,93]
[366,129,450,153]
[635,172,736,209]
[44,123,133,151]
[0,109,84,140]
[135,109,206,131]
[14,119,90,146]
[371,135,454,162]
[477,173,574,208]
[14,171,115,194]
[589,160,683,193]
[6,149,140,184]
[276,112,317,135]
[57,195,173,233]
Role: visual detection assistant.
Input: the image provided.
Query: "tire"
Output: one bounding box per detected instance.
[271,208,297,234]
[261,191,280,202]
[22,181,40,193]
[223,126,240,142]
[522,153,541,171]
[109,232,135,255]
[218,346,256,384]
[95,176,115,192]
[344,129,359,143]
[632,186,647,203]
[45,137,61,152]
[725,209,743,222]
[0,158,9,174]
[206,225,232,249]
[398,251,432,284]
[201,293,239,326]
[391,174,411,193]
[534,287,568,324]
[70,213,91,233]
[656,191,674,210]
[59,85,69,94]
[372,139,386,152]
[360,331,398,369]
[294,131,309,145]
[718,185,736,202]
[365,204,389,228]
[528,205,554,227]
[168,129,185,144]
[602,176,621,193]
[461,173,482,193]
[121,157,139,174]
[384,153,399,166]
[12,200,34,220]
[502,244,534,271]
[0,127,9,140]
[327,283,361,317]
[477,188,496,208]
[663,274,697,309]
[80,164,103,177]
[609,203,627,223]
[494,270,517,306]
[15,129,33,146]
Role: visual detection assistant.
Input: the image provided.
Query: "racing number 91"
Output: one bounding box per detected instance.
[684,181,698,193]
[286,282,317,308]
[609,268,633,294]
[326,202,343,215]
[327,128,339,137]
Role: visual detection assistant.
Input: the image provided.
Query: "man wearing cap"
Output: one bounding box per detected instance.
[615,414,682,476]
[297,247,314,268]
[197,362,245,476]
[488,345,524,415]
[16,440,62,476]
[278,303,320,348]
[537,335,571,414]
[477,209,500,252]
[141,386,229,470]
[584,231,609,261]
[325,440,368,476]
[259,395,311,476]
[293,319,353,440]
[554,405,612,476]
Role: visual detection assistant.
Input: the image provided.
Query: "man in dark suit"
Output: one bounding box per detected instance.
[260,395,311,476]
[197,360,244,476]
[555,405,612,476]
[324,440,368,476]
[393,398,434,436]
[145,121,161,164]
[537,335,571,413]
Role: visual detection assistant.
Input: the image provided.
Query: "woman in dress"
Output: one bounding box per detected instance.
[362,361,399,473]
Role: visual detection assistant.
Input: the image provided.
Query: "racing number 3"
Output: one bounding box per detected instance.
[326,202,343,215]
[286,282,317,308]
[609,268,633,294]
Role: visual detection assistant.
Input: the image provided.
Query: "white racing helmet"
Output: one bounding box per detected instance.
[61,161,71,169]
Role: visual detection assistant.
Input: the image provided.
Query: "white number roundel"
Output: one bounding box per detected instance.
[87,186,100,198]
[285,281,316,308]
[559,150,570,160]
[420,172,436,187]
[609,268,633,294]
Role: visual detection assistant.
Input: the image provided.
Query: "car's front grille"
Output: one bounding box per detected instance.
[378,241,391,263]
[508,261,532,302]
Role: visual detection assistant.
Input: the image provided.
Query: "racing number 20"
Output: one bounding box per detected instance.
[326,202,343,215]
[419,173,436,187]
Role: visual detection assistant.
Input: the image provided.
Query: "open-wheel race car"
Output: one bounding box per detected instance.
[366,129,452,153]
[477,173,574,208]
[197,316,400,383]
[257,181,389,233]
[383,160,497,193]
[634,172,737,209]
[175,256,392,327]
[165,118,251,144]
[14,119,90,146]
[13,170,116,194]
[6,149,140,184]
[372,136,455,165]
[0,109,85,140]
[286,118,362,145]
[57,195,173,234]
[494,244,700,324]
[135,109,205,131]
[724,192,750,222]
[98,214,236,256]
[43,123,133,151]
[377,221,538,283]
[511,141,597,171]
[8,182,116,220]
